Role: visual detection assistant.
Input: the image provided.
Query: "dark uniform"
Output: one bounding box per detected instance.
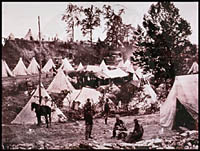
[84,99,93,140]
[125,119,144,143]
[104,99,110,125]
[112,115,127,138]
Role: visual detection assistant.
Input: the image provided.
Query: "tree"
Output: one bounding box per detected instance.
[122,24,136,47]
[102,5,125,49]
[80,5,101,46]
[133,2,192,88]
[62,3,81,42]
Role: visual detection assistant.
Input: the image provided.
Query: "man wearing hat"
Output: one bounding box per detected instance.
[84,98,94,140]
[125,119,144,143]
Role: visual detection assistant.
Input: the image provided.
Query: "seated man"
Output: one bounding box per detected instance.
[111,115,127,139]
[125,119,144,143]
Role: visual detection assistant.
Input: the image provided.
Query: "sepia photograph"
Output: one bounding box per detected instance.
[2,1,199,150]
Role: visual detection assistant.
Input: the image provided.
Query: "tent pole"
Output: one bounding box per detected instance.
[38,16,42,104]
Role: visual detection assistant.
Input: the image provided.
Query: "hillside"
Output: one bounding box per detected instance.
[2,39,196,76]
[2,39,125,70]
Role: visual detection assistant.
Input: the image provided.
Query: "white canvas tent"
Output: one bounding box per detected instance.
[8,33,15,40]
[42,58,56,73]
[122,59,136,73]
[59,58,74,72]
[77,62,84,71]
[117,60,124,68]
[131,67,144,87]
[143,84,157,104]
[100,60,108,71]
[47,69,75,94]
[86,65,101,73]
[12,57,29,76]
[24,29,34,40]
[63,87,102,109]
[103,68,129,79]
[123,59,131,68]
[126,64,135,73]
[188,61,198,74]
[11,83,67,125]
[135,67,143,79]
[2,60,15,77]
[160,74,198,130]
[27,57,40,74]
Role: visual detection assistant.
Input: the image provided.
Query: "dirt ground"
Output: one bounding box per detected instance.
[2,112,178,148]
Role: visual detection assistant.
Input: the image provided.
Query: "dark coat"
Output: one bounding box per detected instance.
[104,102,110,113]
[114,119,127,131]
[84,110,93,125]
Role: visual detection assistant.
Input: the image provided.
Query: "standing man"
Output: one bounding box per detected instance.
[104,98,110,125]
[84,98,93,140]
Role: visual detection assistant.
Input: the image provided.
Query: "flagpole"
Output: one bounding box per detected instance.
[38,16,42,104]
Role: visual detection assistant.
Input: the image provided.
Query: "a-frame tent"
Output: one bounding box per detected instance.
[24,28,34,40]
[63,87,102,109]
[42,58,56,73]
[100,60,108,71]
[2,60,15,77]
[8,33,15,40]
[12,57,29,76]
[160,74,198,130]
[11,83,67,125]
[47,69,75,94]
[27,57,40,74]
[123,59,131,69]
[77,62,84,71]
[188,61,198,74]
[59,58,74,73]
[143,83,157,104]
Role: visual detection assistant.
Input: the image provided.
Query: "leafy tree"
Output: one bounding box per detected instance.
[122,24,136,47]
[132,2,192,88]
[62,3,82,42]
[80,5,101,46]
[102,5,125,49]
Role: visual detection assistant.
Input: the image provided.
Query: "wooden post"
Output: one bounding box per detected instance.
[38,16,42,104]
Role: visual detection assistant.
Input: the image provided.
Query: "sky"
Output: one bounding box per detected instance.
[2,2,199,44]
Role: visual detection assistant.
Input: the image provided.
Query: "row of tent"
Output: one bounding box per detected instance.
[4,56,198,130]
[2,57,68,77]
[3,55,198,79]
[11,68,157,125]
[2,57,147,82]
[9,57,157,124]
[11,65,198,131]
[6,29,60,41]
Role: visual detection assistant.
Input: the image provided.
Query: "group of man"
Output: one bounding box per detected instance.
[83,98,144,143]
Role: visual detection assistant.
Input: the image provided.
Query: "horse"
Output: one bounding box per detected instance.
[31,102,51,128]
